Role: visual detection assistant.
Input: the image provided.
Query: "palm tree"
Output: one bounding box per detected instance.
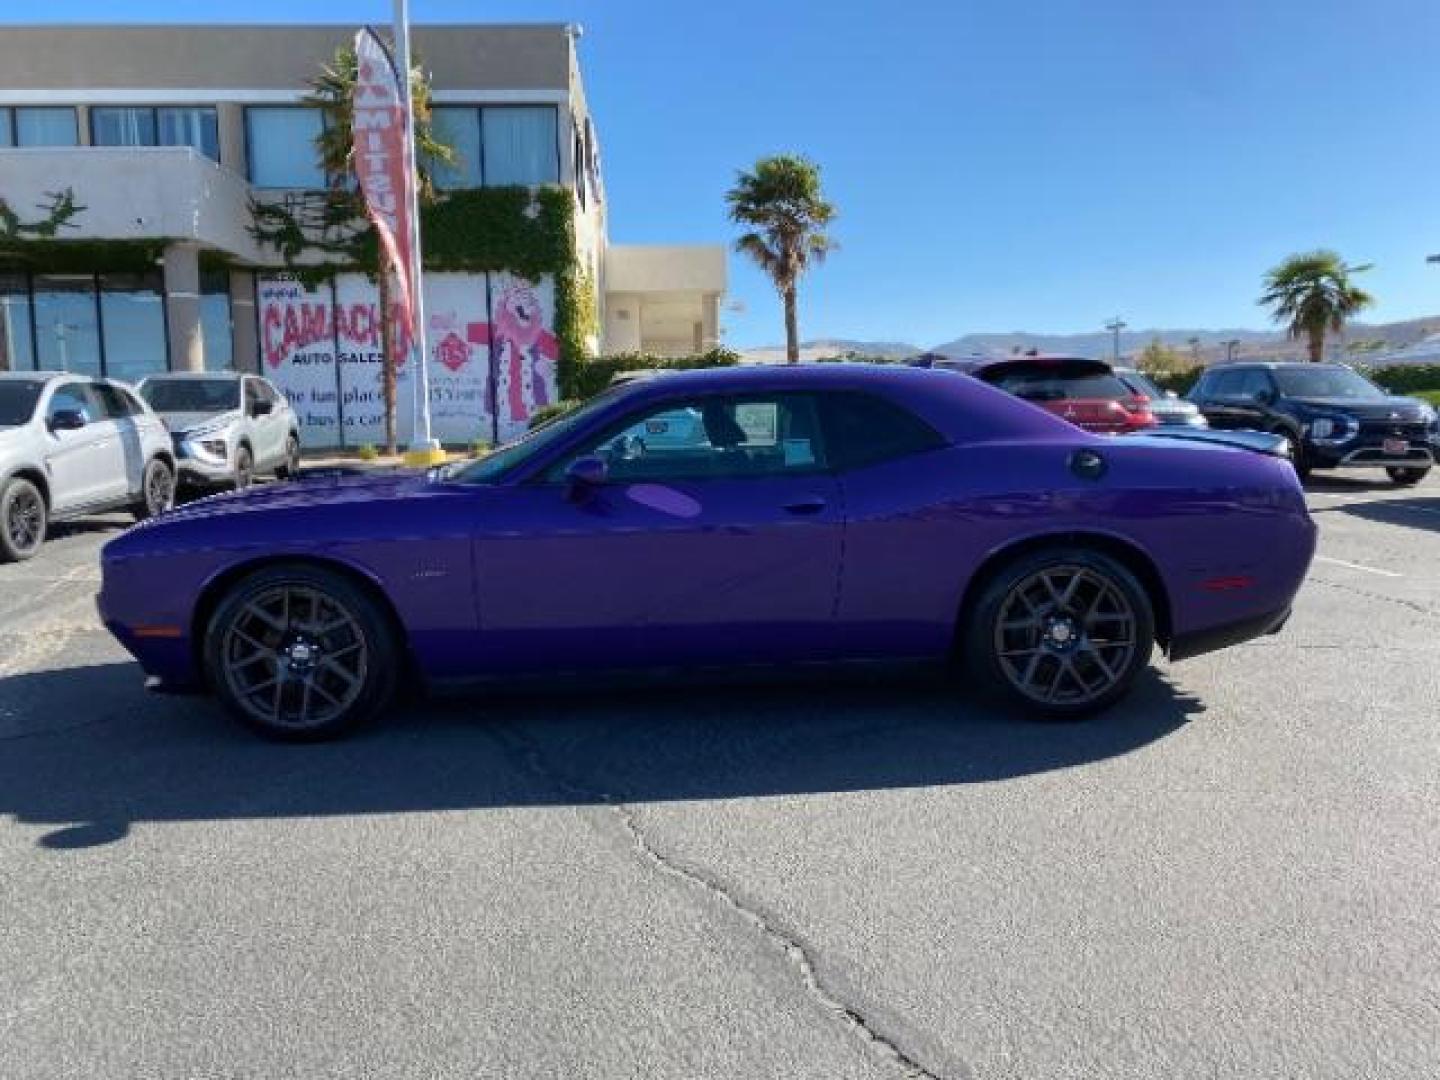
[251,41,450,453]
[726,155,836,364]
[1258,251,1374,363]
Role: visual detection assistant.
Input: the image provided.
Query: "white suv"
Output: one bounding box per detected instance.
[0,372,176,562]
[137,372,301,489]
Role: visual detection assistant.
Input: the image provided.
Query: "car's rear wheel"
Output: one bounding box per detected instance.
[966,548,1155,718]
[205,565,400,740]
[1386,466,1430,486]
[234,446,254,490]
[0,478,47,562]
[276,435,301,480]
[132,457,176,521]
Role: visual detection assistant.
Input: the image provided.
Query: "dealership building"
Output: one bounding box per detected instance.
[0,24,726,444]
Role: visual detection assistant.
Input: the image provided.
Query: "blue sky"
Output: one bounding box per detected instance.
[19,0,1440,348]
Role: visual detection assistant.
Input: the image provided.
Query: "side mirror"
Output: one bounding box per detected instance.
[251,399,274,417]
[48,409,87,432]
[1252,389,1275,406]
[563,454,608,502]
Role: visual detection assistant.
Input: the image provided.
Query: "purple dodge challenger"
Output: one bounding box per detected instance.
[99,364,1316,739]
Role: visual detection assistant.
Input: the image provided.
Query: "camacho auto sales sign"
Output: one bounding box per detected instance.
[352,27,416,349]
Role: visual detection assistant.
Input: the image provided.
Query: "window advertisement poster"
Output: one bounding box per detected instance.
[487,272,559,444]
[333,272,413,448]
[257,278,342,447]
[422,272,494,445]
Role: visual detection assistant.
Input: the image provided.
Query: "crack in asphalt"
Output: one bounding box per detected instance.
[492,723,961,1080]
[1306,575,1439,621]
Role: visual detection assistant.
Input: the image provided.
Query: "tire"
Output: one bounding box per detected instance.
[964,547,1156,719]
[234,445,254,491]
[1386,466,1430,487]
[204,564,400,741]
[1279,429,1311,480]
[275,435,301,481]
[132,457,176,521]
[0,478,47,563]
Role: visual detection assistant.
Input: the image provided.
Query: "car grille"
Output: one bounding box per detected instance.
[1357,419,1431,439]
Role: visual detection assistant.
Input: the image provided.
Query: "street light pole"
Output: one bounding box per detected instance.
[1104,317,1126,363]
[1224,338,1240,364]
[395,0,438,462]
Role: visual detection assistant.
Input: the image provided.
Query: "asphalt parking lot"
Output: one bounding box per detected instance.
[1,474,1436,1079]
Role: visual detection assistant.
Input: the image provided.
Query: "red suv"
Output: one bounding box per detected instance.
[971,356,1158,434]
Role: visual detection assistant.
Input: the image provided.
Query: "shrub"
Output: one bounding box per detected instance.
[529,400,580,429]
[1363,364,1440,395]
[563,347,741,401]
[1144,368,1202,396]
[357,444,378,461]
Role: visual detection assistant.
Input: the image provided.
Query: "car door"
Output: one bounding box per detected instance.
[252,378,289,466]
[1234,368,1280,430]
[1196,369,1248,430]
[41,382,113,512]
[91,381,147,498]
[470,390,845,673]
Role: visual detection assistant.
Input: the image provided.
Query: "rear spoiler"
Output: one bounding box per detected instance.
[1123,428,1292,459]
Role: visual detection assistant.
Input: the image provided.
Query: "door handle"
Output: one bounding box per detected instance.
[782,496,827,515]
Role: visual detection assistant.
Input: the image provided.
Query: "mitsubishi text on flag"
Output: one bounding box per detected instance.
[352,27,416,352]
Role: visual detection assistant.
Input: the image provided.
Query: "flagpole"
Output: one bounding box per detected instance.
[394,0,437,459]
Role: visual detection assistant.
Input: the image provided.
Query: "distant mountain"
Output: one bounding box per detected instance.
[932,316,1440,366]
[741,317,1440,367]
[739,339,921,364]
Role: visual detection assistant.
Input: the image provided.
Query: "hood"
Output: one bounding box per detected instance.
[1146,397,1200,417]
[156,468,432,524]
[1288,396,1429,421]
[160,410,242,436]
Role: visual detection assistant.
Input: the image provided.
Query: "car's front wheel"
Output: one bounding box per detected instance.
[966,548,1155,718]
[1386,466,1430,486]
[1280,429,1311,480]
[234,446,254,490]
[0,478,47,562]
[204,565,400,740]
[132,457,176,521]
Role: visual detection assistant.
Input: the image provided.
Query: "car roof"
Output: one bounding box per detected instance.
[0,370,66,384]
[139,370,246,381]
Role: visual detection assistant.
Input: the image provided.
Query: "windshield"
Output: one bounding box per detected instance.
[140,378,240,413]
[450,390,622,484]
[0,381,45,426]
[1273,366,1386,400]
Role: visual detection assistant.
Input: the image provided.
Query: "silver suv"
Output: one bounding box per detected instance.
[0,372,176,562]
[137,372,301,489]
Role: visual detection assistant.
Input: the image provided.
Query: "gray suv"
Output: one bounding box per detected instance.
[0,372,176,561]
[138,373,301,489]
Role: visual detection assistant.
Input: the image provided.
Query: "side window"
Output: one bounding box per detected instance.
[243,379,261,413]
[819,392,947,471]
[92,382,139,419]
[1238,369,1274,399]
[556,394,825,481]
[1208,370,1243,398]
[256,380,279,405]
[47,384,100,423]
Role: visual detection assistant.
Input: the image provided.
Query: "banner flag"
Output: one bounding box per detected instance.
[352,27,416,348]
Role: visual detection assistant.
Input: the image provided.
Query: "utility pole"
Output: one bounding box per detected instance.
[1104,317,1126,363]
[1224,338,1240,364]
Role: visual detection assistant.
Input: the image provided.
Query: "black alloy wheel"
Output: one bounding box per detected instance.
[0,478,46,562]
[205,565,400,740]
[968,549,1155,717]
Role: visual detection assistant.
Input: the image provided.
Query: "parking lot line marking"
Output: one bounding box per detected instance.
[1314,555,1403,578]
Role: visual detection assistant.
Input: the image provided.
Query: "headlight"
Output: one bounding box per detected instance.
[1308,415,1358,444]
[188,438,228,461]
[1418,403,1437,426]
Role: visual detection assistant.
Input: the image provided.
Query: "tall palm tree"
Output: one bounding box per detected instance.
[726,155,836,364]
[1258,251,1373,363]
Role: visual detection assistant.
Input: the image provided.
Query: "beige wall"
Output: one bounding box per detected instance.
[0,25,570,93]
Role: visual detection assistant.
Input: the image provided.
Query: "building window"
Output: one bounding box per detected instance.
[92,106,157,148]
[91,106,219,160]
[4,107,79,147]
[33,275,102,377]
[245,106,326,189]
[482,106,558,186]
[0,274,35,372]
[99,272,168,384]
[200,271,234,370]
[428,106,482,190]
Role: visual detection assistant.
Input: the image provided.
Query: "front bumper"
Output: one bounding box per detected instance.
[1305,434,1438,470]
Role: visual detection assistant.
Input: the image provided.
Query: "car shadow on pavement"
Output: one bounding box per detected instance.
[1310,496,1440,534]
[0,661,1204,851]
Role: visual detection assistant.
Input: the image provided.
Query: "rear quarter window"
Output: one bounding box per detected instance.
[819,392,947,471]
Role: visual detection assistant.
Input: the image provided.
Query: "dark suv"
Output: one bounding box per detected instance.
[1187,362,1438,484]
